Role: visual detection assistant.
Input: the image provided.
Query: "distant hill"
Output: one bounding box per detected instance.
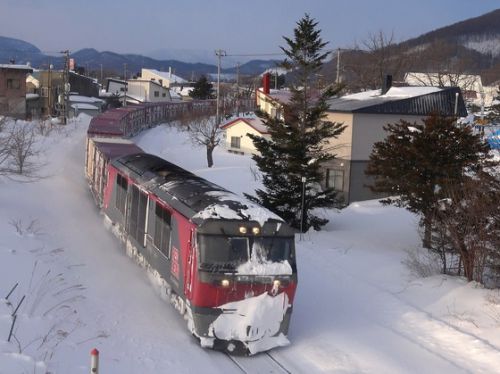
[0,36,40,55]
[402,9,500,57]
[0,36,46,64]
[224,60,282,75]
[70,48,218,78]
[322,8,500,89]
[0,37,279,79]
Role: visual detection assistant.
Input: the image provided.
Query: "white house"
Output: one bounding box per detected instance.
[221,117,270,154]
[141,68,187,88]
[324,85,468,204]
[126,79,171,103]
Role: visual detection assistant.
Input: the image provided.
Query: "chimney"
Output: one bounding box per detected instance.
[169,66,172,79]
[381,74,393,95]
[263,73,270,94]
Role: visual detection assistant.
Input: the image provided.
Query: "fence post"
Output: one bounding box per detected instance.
[90,348,99,374]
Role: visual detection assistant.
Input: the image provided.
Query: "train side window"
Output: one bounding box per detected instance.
[115,173,128,215]
[154,203,171,257]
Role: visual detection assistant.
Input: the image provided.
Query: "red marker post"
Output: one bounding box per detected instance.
[90,348,99,374]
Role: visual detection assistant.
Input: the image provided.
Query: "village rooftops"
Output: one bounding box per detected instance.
[327,86,468,117]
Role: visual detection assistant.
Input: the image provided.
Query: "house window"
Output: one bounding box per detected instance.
[231,136,241,149]
[7,79,20,89]
[154,202,171,257]
[326,169,344,191]
[115,173,128,215]
[154,91,159,97]
[41,87,49,97]
[162,92,166,97]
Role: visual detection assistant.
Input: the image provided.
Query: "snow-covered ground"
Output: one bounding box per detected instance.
[1,116,500,373]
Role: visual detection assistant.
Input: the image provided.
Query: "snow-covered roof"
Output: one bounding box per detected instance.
[71,103,99,110]
[258,88,293,105]
[326,86,467,117]
[69,95,104,104]
[26,93,39,100]
[221,117,269,134]
[170,86,193,97]
[341,86,442,102]
[260,67,289,76]
[142,68,187,84]
[0,64,33,71]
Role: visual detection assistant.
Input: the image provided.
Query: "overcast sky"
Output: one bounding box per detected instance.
[1,0,498,63]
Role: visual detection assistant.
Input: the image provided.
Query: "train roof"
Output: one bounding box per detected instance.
[112,153,283,225]
[91,138,144,160]
[87,117,124,137]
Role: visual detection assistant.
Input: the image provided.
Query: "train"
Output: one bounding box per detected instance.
[84,100,298,355]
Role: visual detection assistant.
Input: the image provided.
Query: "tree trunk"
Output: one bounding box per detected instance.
[206,145,214,168]
[462,254,474,282]
[422,215,432,249]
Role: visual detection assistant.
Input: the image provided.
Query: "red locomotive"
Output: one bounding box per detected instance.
[85,101,297,355]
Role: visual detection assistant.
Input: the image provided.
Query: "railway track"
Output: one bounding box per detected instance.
[226,352,292,374]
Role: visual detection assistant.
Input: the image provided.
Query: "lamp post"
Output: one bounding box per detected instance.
[300,176,306,241]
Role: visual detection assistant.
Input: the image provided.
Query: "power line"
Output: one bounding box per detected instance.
[225,52,286,57]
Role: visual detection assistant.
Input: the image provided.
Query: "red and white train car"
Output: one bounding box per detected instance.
[85,100,297,355]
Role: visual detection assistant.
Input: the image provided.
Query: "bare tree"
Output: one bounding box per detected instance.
[407,40,480,95]
[6,122,41,177]
[0,136,11,175]
[342,31,410,90]
[186,115,222,168]
[433,172,500,285]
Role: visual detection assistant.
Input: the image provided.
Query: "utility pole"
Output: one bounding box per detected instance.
[100,64,103,85]
[236,62,240,116]
[60,50,70,125]
[48,62,52,117]
[123,63,127,107]
[215,49,226,125]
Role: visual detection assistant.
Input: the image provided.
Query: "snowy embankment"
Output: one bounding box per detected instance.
[0,118,499,373]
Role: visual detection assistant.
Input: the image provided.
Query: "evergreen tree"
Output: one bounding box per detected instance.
[366,113,491,248]
[189,75,214,100]
[246,14,345,231]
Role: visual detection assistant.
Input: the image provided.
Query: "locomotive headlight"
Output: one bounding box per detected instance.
[252,227,260,235]
[273,279,281,288]
[221,279,230,287]
[239,226,247,234]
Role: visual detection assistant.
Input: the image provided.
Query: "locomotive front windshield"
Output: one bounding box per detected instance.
[198,235,294,272]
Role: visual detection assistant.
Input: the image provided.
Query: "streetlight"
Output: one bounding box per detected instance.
[300,176,306,241]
